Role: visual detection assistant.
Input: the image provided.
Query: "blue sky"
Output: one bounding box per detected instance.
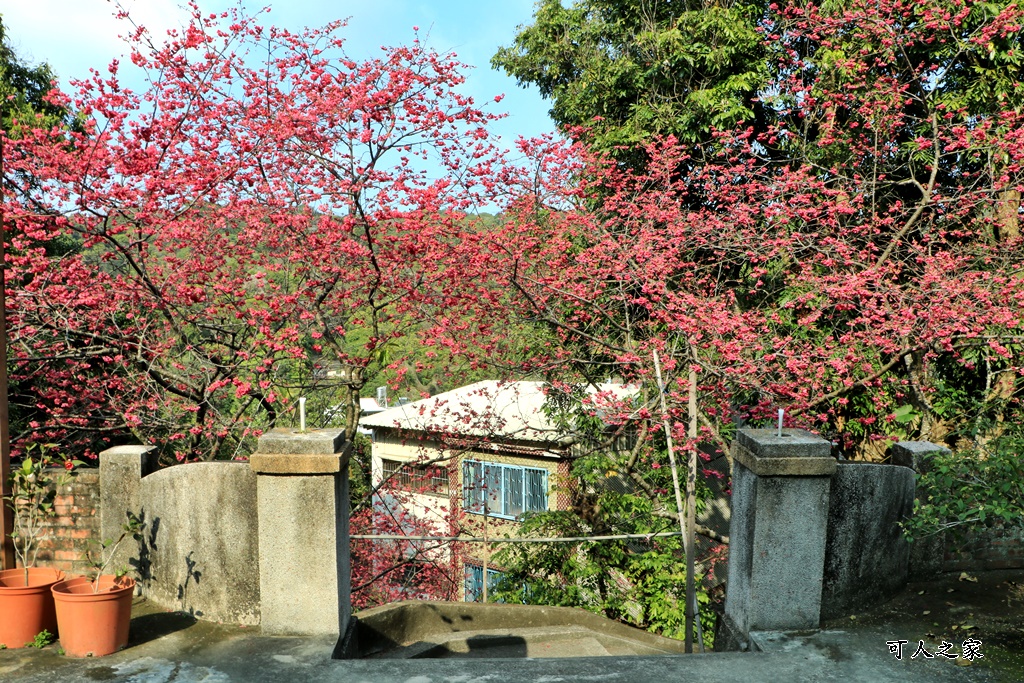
[0,0,556,147]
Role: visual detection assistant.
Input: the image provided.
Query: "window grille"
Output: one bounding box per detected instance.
[462,459,548,519]
[464,564,503,602]
[381,458,449,495]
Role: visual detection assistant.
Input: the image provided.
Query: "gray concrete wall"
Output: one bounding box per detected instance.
[821,462,914,619]
[136,462,260,625]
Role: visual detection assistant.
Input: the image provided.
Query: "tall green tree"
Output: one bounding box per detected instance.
[493,0,1024,454]
[0,17,70,136]
[493,0,770,169]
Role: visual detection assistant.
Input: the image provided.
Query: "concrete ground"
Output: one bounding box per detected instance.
[1,569,1021,683]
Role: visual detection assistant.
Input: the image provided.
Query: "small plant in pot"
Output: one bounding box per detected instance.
[51,515,142,657]
[0,444,81,649]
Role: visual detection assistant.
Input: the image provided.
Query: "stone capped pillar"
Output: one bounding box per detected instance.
[99,445,159,574]
[250,428,351,636]
[724,428,835,640]
[892,441,951,578]
[890,440,949,475]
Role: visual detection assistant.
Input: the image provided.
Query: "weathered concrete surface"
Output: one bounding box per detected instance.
[255,428,346,456]
[732,448,837,476]
[99,445,159,575]
[735,428,832,459]
[253,429,351,637]
[249,452,347,474]
[890,440,949,474]
[822,462,915,619]
[1,585,1015,683]
[256,474,349,635]
[892,441,952,579]
[137,462,260,625]
[725,429,834,639]
[351,601,689,658]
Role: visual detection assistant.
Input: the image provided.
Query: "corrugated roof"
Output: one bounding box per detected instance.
[359,380,636,445]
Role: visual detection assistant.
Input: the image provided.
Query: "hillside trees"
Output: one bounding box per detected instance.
[1,3,505,461]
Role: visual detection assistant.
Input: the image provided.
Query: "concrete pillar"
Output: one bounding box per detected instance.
[890,440,949,475]
[724,428,835,640]
[250,428,351,637]
[99,445,158,574]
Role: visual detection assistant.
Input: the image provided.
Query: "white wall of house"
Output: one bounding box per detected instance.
[370,431,452,530]
[369,427,569,600]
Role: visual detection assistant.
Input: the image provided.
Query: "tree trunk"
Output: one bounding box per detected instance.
[996,188,1021,242]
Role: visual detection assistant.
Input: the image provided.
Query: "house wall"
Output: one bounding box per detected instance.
[370,432,455,530]
[456,448,565,601]
[369,429,569,600]
[370,432,566,526]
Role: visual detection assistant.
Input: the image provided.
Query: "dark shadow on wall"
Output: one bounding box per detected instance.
[131,509,157,587]
[177,550,204,618]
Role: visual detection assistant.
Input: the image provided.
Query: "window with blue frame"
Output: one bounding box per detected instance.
[464,564,503,602]
[462,459,548,519]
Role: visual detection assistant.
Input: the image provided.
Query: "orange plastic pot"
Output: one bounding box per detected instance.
[0,567,65,648]
[51,575,135,657]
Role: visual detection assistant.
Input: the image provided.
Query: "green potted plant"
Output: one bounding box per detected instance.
[51,516,141,657]
[0,444,80,648]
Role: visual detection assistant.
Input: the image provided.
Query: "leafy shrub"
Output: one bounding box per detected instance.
[903,436,1024,540]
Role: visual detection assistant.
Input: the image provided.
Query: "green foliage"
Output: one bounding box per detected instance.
[348,433,373,511]
[84,512,143,592]
[493,0,769,169]
[492,384,715,646]
[3,444,84,573]
[0,17,76,136]
[28,630,53,648]
[903,435,1024,540]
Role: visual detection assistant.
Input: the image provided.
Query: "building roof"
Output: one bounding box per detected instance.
[359,397,386,414]
[358,380,635,446]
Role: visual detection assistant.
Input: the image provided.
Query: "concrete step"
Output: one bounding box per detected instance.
[374,624,683,659]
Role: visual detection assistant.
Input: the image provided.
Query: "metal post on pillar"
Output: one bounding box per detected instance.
[723,427,836,648]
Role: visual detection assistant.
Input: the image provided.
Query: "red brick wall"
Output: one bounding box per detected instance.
[25,469,102,576]
[943,526,1024,572]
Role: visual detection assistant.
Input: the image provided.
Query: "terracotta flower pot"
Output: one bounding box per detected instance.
[51,575,135,657]
[0,567,66,649]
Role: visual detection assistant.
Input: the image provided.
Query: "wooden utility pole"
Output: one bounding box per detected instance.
[687,364,700,652]
[653,350,697,653]
[482,492,489,603]
[0,135,14,571]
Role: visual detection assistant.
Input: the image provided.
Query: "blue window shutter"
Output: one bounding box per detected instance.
[525,468,548,512]
[504,467,524,518]
[464,460,485,513]
[465,564,482,602]
[484,462,502,515]
[464,460,549,518]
